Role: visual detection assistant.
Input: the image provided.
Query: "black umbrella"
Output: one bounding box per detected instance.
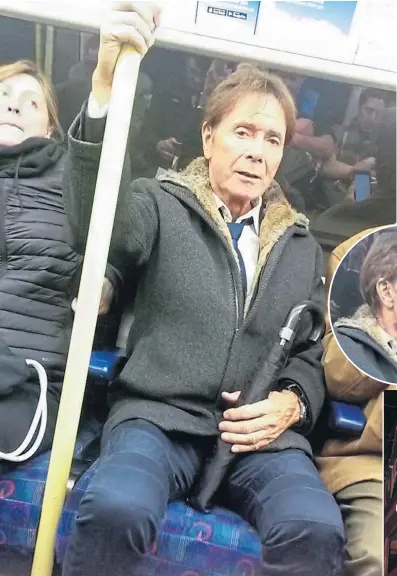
[188,300,325,513]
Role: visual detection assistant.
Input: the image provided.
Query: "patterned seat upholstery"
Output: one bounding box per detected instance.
[1,453,262,575]
[0,419,102,554]
[0,347,263,575]
[0,349,364,575]
[0,450,50,552]
[57,460,262,575]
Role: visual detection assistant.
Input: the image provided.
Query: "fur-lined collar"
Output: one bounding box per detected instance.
[159,157,309,311]
[335,304,397,362]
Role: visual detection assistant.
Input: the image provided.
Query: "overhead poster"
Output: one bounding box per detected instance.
[354,0,397,72]
[255,1,359,63]
[160,0,396,76]
[195,1,260,38]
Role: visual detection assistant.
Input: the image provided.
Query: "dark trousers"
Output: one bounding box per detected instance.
[63,419,344,576]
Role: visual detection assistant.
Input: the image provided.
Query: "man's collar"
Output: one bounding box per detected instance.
[213,193,262,235]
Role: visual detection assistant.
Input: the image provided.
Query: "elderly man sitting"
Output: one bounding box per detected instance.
[61,3,344,575]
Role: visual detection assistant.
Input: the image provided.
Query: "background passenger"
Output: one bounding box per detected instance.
[67,34,99,83]
[0,60,117,473]
[274,71,335,211]
[333,88,386,165]
[62,4,344,575]
[56,35,100,132]
[56,32,153,143]
[320,88,387,186]
[311,108,396,249]
[333,231,397,384]
[133,50,209,176]
[317,229,385,575]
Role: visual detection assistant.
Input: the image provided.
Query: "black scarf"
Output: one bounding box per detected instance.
[0,137,64,179]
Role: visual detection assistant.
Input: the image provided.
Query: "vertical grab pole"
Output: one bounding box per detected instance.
[44,25,54,80]
[35,23,43,68]
[31,46,142,576]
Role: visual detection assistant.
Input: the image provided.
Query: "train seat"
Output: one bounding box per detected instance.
[0,351,365,575]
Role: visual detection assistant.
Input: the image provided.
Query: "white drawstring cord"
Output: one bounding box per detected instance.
[0,359,48,462]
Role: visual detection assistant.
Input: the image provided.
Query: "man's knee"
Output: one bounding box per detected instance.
[264,519,344,573]
[266,517,344,550]
[78,488,158,556]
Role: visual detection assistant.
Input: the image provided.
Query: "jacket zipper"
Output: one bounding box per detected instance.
[159,182,305,411]
[232,270,240,332]
[245,227,296,325]
[161,182,243,331]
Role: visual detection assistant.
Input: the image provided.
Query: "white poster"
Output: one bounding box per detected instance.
[159,0,396,78]
[354,0,397,72]
[255,1,360,63]
[160,1,198,33]
[195,1,261,39]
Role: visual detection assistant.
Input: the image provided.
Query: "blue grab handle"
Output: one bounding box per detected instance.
[88,350,125,381]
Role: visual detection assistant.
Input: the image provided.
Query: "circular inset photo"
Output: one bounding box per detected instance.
[329,225,397,385]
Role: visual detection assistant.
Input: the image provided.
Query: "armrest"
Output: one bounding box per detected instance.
[328,401,366,436]
[89,350,126,381]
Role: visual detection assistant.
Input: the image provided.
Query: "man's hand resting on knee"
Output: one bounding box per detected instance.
[218,390,301,453]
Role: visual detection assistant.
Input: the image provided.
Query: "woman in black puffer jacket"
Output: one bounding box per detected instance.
[0,60,117,470]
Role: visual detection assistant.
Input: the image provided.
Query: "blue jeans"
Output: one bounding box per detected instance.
[62,419,344,576]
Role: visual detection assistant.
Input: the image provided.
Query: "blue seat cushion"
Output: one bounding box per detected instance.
[0,450,50,551]
[56,460,262,575]
[0,419,102,553]
[2,452,262,575]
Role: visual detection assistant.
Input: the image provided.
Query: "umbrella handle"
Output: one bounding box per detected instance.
[279,300,325,345]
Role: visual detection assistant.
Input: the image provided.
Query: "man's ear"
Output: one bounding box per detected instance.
[376,278,394,310]
[202,121,213,160]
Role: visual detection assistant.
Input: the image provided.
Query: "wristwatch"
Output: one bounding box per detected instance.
[282,383,307,427]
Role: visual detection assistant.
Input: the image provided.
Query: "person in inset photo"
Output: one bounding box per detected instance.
[331,227,397,384]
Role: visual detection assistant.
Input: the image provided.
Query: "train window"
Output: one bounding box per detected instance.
[126,46,211,179]
[52,27,80,85]
[0,16,36,64]
[1,16,396,271]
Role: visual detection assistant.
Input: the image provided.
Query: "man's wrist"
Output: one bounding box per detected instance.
[281,384,307,426]
[87,93,109,119]
[92,69,112,108]
[280,389,301,425]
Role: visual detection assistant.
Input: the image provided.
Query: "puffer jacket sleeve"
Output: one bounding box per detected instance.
[323,234,387,403]
[63,101,159,285]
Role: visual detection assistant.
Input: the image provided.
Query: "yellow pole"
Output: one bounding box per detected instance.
[31,45,142,576]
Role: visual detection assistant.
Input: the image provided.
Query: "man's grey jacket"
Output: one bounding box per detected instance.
[63,105,326,455]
